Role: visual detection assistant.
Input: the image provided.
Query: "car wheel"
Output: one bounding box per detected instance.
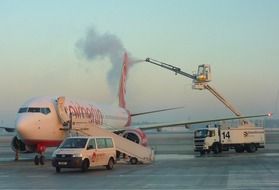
[81,159,89,172]
[106,158,114,170]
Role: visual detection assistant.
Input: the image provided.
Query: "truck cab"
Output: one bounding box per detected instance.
[194,127,219,154]
[52,136,116,173]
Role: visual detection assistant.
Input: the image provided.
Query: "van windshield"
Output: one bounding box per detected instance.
[59,138,88,149]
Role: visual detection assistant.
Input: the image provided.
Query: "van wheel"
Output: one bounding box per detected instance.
[81,159,89,172]
[56,167,61,173]
[130,157,138,165]
[106,158,114,170]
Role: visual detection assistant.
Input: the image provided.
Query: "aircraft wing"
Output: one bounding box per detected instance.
[131,107,183,117]
[0,126,15,132]
[131,114,271,131]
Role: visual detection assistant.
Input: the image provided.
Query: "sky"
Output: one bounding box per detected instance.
[0,0,279,126]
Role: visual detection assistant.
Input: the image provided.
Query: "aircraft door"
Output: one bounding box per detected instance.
[56,96,70,126]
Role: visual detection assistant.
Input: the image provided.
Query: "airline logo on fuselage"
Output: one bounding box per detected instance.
[64,103,103,125]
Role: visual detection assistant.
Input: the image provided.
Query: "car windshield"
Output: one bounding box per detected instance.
[194,129,209,138]
[59,138,88,149]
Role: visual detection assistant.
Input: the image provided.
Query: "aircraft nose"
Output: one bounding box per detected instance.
[16,116,32,140]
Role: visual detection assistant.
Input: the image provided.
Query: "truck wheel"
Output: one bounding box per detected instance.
[235,145,244,153]
[81,159,89,172]
[247,143,257,153]
[106,158,114,170]
[56,167,61,173]
[212,143,220,154]
[200,151,205,156]
[130,157,138,165]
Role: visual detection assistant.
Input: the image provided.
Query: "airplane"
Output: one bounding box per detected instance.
[0,52,270,165]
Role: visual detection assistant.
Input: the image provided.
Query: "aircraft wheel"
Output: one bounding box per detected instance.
[34,155,39,165]
[39,155,45,165]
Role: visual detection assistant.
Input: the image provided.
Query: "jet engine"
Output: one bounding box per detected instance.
[11,136,35,153]
[121,128,148,146]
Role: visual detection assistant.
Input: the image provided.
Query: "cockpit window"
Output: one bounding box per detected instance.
[17,107,51,115]
[18,107,28,113]
[41,108,51,115]
[28,107,41,113]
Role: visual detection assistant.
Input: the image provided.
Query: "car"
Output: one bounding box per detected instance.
[52,136,116,173]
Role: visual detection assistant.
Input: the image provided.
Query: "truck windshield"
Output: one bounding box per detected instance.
[194,129,208,138]
[59,138,88,149]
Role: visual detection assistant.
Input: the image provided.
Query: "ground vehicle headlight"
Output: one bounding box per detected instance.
[72,153,82,158]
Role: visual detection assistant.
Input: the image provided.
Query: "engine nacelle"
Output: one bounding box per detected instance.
[11,136,35,153]
[121,128,148,146]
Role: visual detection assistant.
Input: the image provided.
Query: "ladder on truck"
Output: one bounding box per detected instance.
[56,96,154,164]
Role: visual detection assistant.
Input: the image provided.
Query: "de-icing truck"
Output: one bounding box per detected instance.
[194,123,265,154]
[145,57,267,155]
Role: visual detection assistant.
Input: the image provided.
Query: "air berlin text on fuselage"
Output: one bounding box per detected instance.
[64,103,103,125]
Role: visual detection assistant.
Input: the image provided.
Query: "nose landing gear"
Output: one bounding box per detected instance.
[34,155,45,165]
[34,144,46,165]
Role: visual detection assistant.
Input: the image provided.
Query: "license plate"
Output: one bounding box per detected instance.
[58,162,67,165]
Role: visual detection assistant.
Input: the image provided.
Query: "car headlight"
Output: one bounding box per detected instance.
[72,153,82,158]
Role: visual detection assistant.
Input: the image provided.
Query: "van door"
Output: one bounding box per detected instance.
[96,138,108,165]
[86,138,98,167]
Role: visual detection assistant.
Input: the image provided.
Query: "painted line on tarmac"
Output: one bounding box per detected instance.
[27,175,48,178]
[263,153,279,156]
[155,154,195,160]
[0,175,9,178]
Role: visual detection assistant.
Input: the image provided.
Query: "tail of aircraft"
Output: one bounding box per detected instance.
[118,52,129,108]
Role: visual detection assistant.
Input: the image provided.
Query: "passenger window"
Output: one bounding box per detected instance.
[96,138,106,149]
[105,138,113,148]
[87,139,96,150]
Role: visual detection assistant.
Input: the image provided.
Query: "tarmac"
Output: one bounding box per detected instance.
[1,130,279,189]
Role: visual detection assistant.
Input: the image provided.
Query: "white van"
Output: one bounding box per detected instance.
[52,136,116,173]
